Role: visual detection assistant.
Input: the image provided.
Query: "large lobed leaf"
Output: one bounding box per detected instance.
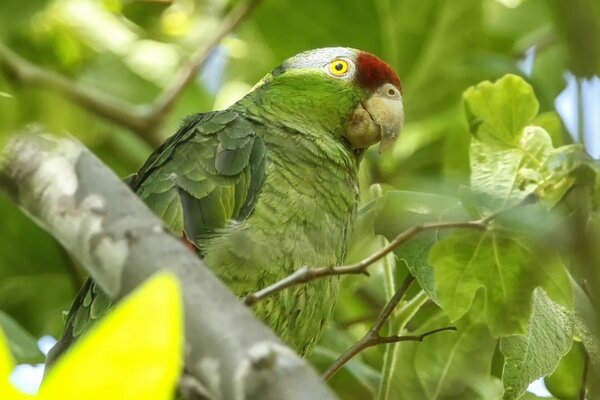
[390,299,503,399]
[428,74,581,337]
[464,74,539,146]
[466,75,582,212]
[429,231,571,336]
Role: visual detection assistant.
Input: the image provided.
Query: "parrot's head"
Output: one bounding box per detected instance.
[249,47,404,153]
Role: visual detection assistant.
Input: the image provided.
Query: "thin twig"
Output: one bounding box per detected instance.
[244,219,487,306]
[0,0,261,148]
[322,274,456,380]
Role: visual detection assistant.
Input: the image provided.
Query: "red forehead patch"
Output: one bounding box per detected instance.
[356,52,402,93]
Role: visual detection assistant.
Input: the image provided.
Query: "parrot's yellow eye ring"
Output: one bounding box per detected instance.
[328,59,350,76]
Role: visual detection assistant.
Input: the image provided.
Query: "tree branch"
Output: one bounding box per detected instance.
[150,0,261,119]
[322,274,455,380]
[0,131,336,400]
[0,0,261,148]
[244,220,488,307]
[0,42,148,135]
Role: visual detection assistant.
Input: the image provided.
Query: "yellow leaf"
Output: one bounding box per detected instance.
[0,329,14,384]
[39,273,183,400]
[0,330,33,400]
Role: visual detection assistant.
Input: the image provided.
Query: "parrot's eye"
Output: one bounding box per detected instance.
[328,59,350,76]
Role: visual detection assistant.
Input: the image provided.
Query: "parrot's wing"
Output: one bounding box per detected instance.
[131,109,267,243]
[46,110,268,369]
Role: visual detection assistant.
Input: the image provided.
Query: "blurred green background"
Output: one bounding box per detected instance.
[0,0,599,398]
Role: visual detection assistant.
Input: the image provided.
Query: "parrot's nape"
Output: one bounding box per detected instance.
[46,47,404,366]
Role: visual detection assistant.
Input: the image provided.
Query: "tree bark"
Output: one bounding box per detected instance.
[0,130,337,400]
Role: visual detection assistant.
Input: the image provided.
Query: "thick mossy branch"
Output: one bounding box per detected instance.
[0,132,335,400]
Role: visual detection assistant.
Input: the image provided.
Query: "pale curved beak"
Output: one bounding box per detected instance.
[345,83,404,153]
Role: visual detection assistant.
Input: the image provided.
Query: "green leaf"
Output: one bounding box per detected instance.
[546,0,600,77]
[544,341,586,400]
[500,289,573,400]
[470,126,584,212]
[390,300,503,399]
[395,236,439,304]
[429,230,572,336]
[312,344,380,397]
[0,311,44,364]
[518,393,558,400]
[463,74,539,145]
[530,112,568,147]
[571,277,600,368]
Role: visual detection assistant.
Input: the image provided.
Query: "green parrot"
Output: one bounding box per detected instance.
[47,47,404,364]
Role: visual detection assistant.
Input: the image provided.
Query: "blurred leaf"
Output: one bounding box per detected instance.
[544,341,585,400]
[0,311,44,364]
[0,330,32,400]
[531,112,569,147]
[390,300,503,399]
[0,0,47,39]
[570,277,600,368]
[373,190,464,238]
[485,0,553,50]
[40,273,183,399]
[0,196,75,337]
[312,344,380,398]
[253,0,381,64]
[429,231,572,336]
[500,289,573,400]
[121,1,170,33]
[79,53,161,104]
[545,0,600,77]
[518,393,558,400]
[530,45,568,111]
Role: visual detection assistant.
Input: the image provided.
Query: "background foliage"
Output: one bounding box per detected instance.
[0,0,599,399]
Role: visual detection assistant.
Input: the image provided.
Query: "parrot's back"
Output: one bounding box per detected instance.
[48,107,360,363]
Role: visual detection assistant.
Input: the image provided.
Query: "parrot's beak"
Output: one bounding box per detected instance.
[345,83,404,153]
